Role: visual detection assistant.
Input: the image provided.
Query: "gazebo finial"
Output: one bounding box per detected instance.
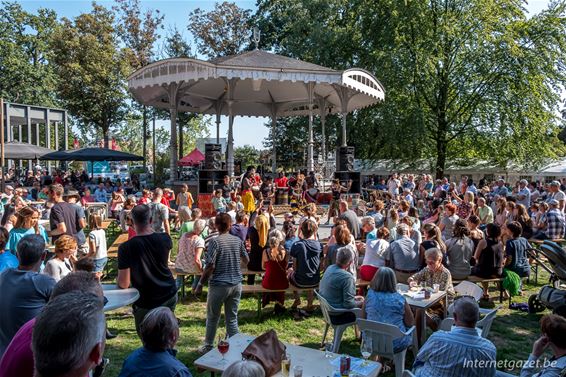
[252,26,260,50]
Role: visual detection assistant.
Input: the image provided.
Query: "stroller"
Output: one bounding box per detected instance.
[527,240,566,314]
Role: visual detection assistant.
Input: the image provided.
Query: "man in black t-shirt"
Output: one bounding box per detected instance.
[47,184,82,244]
[117,204,177,334]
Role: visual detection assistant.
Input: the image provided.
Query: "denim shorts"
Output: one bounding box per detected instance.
[93,257,108,273]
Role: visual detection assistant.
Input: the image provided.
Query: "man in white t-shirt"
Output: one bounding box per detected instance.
[388,173,401,198]
[516,179,531,208]
[547,181,565,213]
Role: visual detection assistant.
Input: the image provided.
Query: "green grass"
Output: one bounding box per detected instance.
[99,227,551,376]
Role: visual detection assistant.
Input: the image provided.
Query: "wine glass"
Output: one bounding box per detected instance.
[217,335,229,364]
[323,342,333,358]
[360,333,372,366]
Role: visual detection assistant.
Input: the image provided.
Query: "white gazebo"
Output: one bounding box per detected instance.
[127,49,385,181]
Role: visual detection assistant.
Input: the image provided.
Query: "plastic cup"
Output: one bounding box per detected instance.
[293,365,303,377]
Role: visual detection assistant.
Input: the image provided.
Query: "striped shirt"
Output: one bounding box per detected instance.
[205,233,248,287]
[413,327,496,377]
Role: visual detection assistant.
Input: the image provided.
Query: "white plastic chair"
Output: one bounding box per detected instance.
[476,308,498,338]
[447,281,486,316]
[356,318,418,377]
[314,290,362,353]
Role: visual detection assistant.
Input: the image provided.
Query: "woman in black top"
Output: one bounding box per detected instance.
[472,223,504,298]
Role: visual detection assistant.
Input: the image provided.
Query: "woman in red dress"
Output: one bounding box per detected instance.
[261,230,289,314]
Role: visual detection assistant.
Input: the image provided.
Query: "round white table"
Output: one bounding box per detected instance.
[102,284,139,312]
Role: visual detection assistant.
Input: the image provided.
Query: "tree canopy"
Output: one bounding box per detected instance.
[254,0,566,177]
[50,3,130,147]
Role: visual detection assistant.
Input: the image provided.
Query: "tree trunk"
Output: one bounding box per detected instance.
[435,117,448,179]
[103,128,109,149]
[142,106,147,170]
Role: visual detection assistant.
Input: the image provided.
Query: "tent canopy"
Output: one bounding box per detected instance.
[3,142,55,160]
[40,147,143,162]
[178,148,205,166]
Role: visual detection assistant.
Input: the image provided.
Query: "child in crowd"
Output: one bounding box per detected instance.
[87,214,108,279]
[212,189,227,214]
[234,195,244,211]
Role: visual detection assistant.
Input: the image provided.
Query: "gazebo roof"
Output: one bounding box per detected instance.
[127,50,384,118]
[210,50,338,73]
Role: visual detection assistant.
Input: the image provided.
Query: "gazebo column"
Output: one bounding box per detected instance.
[334,85,352,147]
[225,78,238,177]
[214,101,222,144]
[18,122,22,169]
[227,101,235,177]
[317,96,328,173]
[306,82,315,173]
[215,112,221,144]
[26,106,32,169]
[270,104,277,173]
[168,82,179,182]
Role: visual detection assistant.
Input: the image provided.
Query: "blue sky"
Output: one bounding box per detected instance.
[17,0,552,149]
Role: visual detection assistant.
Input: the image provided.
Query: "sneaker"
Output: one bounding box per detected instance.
[197,345,214,355]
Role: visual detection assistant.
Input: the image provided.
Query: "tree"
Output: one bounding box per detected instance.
[0,2,59,106]
[161,26,193,59]
[50,4,130,147]
[234,145,260,170]
[114,0,164,167]
[254,0,566,177]
[187,1,252,59]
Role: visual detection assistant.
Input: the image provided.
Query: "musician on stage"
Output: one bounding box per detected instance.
[326,179,349,225]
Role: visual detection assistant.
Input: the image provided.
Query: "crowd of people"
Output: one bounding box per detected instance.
[0,168,564,376]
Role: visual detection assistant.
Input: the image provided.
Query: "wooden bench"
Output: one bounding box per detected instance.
[101,220,113,230]
[242,279,371,318]
[107,233,129,258]
[174,269,264,298]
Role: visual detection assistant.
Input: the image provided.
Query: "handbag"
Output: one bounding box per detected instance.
[241,330,286,375]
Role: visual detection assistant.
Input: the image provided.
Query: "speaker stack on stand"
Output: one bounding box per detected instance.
[198,144,228,217]
[335,146,361,194]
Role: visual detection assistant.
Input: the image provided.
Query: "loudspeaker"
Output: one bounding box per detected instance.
[204,144,223,170]
[198,169,228,194]
[334,171,361,194]
[337,146,355,172]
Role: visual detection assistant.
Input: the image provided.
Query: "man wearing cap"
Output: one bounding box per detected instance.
[546,181,565,213]
[516,179,531,208]
[538,199,566,240]
[47,184,83,244]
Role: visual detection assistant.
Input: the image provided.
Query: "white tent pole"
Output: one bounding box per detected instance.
[168,82,179,182]
[215,112,221,144]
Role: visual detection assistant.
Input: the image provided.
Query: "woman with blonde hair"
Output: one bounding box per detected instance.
[175,218,207,290]
[6,206,48,254]
[452,191,475,220]
[43,235,76,281]
[246,213,269,284]
[261,231,289,313]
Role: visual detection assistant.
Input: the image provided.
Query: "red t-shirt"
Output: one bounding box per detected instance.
[160,197,170,208]
[275,177,288,188]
